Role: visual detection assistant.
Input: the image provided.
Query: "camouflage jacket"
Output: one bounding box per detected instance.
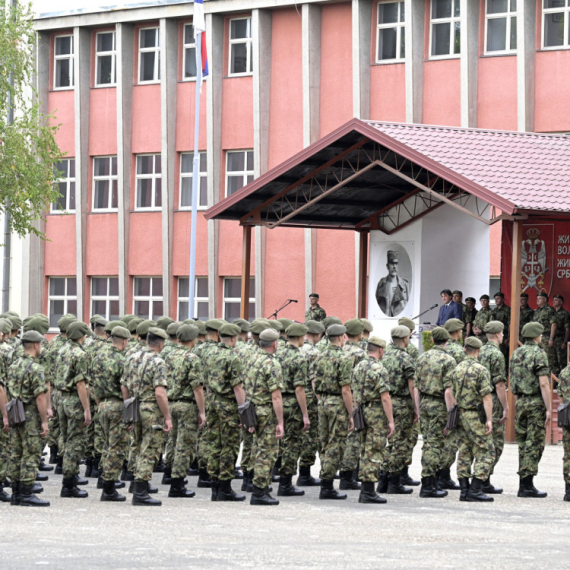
[167,345,203,402]
[519,306,535,335]
[300,341,320,392]
[276,343,308,395]
[313,344,352,395]
[204,342,243,398]
[553,307,570,339]
[247,351,283,407]
[558,365,570,403]
[491,304,511,335]
[478,341,506,392]
[509,341,549,396]
[343,341,367,369]
[451,356,492,410]
[415,345,455,397]
[91,345,125,401]
[446,339,466,364]
[7,353,47,404]
[127,350,167,403]
[192,338,218,363]
[84,335,108,358]
[382,344,415,398]
[236,343,260,390]
[316,335,330,353]
[473,307,492,334]
[160,340,180,361]
[42,334,68,386]
[305,305,326,323]
[358,339,368,352]
[532,305,556,336]
[275,338,289,359]
[351,358,389,404]
[125,340,146,359]
[121,345,150,392]
[406,342,419,363]
[54,340,90,392]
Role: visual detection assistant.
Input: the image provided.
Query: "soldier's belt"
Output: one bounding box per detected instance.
[318,392,342,397]
[100,397,123,403]
[362,400,383,406]
[172,398,196,404]
[517,393,541,398]
[420,393,444,400]
[212,392,236,404]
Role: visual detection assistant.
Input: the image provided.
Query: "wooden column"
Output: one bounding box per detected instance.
[506,220,523,443]
[357,231,368,318]
[241,226,252,320]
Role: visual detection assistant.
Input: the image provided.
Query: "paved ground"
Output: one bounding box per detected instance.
[1,442,569,569]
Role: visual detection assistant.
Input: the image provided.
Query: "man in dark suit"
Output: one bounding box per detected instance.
[436,289,463,326]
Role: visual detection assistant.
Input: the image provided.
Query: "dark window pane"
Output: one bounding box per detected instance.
[152,301,163,318]
[92,300,107,316]
[92,277,107,296]
[246,175,254,185]
[224,278,241,298]
[140,51,156,81]
[454,21,461,54]
[50,278,65,296]
[200,177,208,207]
[400,26,406,59]
[197,301,209,320]
[97,32,114,52]
[454,0,460,17]
[180,176,192,207]
[50,300,64,328]
[378,28,397,60]
[155,178,162,208]
[248,302,255,321]
[94,157,109,177]
[379,2,399,24]
[511,0,517,9]
[544,12,565,47]
[230,19,249,39]
[155,155,162,174]
[94,180,109,209]
[200,153,207,171]
[544,0,565,8]
[56,36,72,55]
[55,59,71,88]
[135,277,150,296]
[181,154,193,173]
[111,180,118,209]
[184,24,195,45]
[55,161,68,177]
[97,54,113,85]
[153,278,163,297]
[185,47,197,78]
[111,156,117,175]
[179,278,189,298]
[510,16,517,49]
[487,0,508,13]
[55,182,67,210]
[224,301,241,322]
[137,179,153,208]
[487,17,507,51]
[137,155,153,175]
[432,22,451,55]
[197,278,208,297]
[433,0,452,19]
[109,278,119,296]
[400,1,405,21]
[67,278,77,296]
[135,300,149,319]
[246,151,254,171]
[230,43,248,74]
[227,152,245,172]
[110,300,120,321]
[178,301,189,321]
[141,28,157,48]
[69,159,76,178]
[67,300,77,316]
[227,176,243,196]
[69,182,76,210]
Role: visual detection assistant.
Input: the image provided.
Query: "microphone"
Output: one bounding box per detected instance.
[290,299,298,303]
[430,303,438,309]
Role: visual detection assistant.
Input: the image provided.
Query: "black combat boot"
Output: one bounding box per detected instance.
[481,476,503,494]
[246,470,254,493]
[359,481,387,504]
[120,461,129,481]
[91,457,101,478]
[296,465,321,487]
[419,476,448,498]
[147,482,158,494]
[10,481,21,506]
[49,446,58,465]
[564,482,570,502]
[32,482,44,494]
[84,458,93,478]
[35,472,48,481]
[517,475,547,498]
[465,477,494,502]
[132,481,162,506]
[161,464,172,485]
[153,458,166,473]
[168,477,196,498]
[100,479,126,502]
[188,461,199,476]
[60,477,88,498]
[277,474,305,497]
[197,468,212,488]
[218,479,246,501]
[211,480,219,501]
[75,474,88,486]
[400,466,420,486]
[459,477,470,502]
[241,470,249,492]
[0,481,11,503]
[54,456,63,475]
[339,470,361,490]
[271,458,281,482]
[437,468,460,490]
[38,458,54,472]
[250,485,279,506]
[123,470,135,482]
[376,473,388,494]
[115,480,125,489]
[97,476,105,489]
[20,484,50,507]
[319,479,347,500]
[387,473,413,495]
[234,466,244,480]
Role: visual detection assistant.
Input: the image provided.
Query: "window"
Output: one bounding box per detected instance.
[430,0,461,57]
[51,159,76,213]
[485,0,517,53]
[180,152,208,209]
[229,17,253,75]
[139,27,161,83]
[95,31,116,86]
[183,24,198,79]
[133,277,163,320]
[226,150,254,197]
[178,277,209,321]
[223,277,255,322]
[543,0,570,48]
[91,277,120,321]
[93,156,118,211]
[54,34,74,89]
[48,277,77,329]
[135,154,162,210]
[377,2,406,62]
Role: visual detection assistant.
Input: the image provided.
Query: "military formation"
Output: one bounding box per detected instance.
[0,286,569,509]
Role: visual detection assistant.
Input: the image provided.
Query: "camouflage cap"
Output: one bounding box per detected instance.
[194,320,207,336]
[521,322,544,339]
[537,291,549,299]
[327,324,346,337]
[120,315,137,325]
[431,327,451,343]
[345,318,365,336]
[166,322,181,336]
[127,318,143,334]
[286,323,308,338]
[359,318,374,333]
[219,323,242,337]
[443,318,464,333]
[93,316,109,328]
[305,320,325,335]
[90,314,104,325]
[269,320,284,332]
[0,318,12,335]
[484,320,504,334]
[250,321,270,335]
[465,297,476,303]
[233,318,251,333]
[24,317,49,335]
[205,319,224,331]
[464,337,483,349]
[177,324,199,342]
[494,291,505,298]
[5,310,19,318]
[259,328,279,342]
[278,318,294,330]
[554,294,565,302]
[148,327,168,340]
[104,320,125,334]
[323,316,342,328]
[110,326,130,340]
[391,325,411,339]
[136,320,157,337]
[520,293,529,299]
[367,336,386,349]
[8,316,22,330]
[21,330,46,343]
[398,317,415,332]
[156,316,175,331]
[57,315,77,333]
[480,294,490,300]
[67,321,90,340]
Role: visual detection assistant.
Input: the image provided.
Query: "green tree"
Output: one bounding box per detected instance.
[0,1,62,238]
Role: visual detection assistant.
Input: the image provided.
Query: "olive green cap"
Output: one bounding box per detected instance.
[286,323,308,338]
[431,327,451,342]
[219,323,242,337]
[127,318,143,334]
[57,315,77,333]
[148,327,168,340]
[190,320,207,336]
[537,291,548,299]
[205,319,224,331]
[278,318,294,330]
[21,330,46,343]
[443,318,464,333]
[166,322,181,336]
[327,324,346,337]
[93,316,109,328]
[359,318,374,333]
[269,320,284,332]
[398,317,415,332]
[110,326,130,340]
[104,320,125,334]
[233,318,251,333]
[345,318,364,336]
[5,310,19,318]
[480,294,490,300]
[304,320,325,335]
[67,321,90,340]
[177,324,199,342]
[90,314,104,325]
[136,320,157,337]
[259,328,279,342]
[250,321,270,335]
[464,337,483,349]
[367,336,386,349]
[484,321,504,334]
[521,322,544,339]
[8,316,22,331]
[156,316,175,331]
[120,315,137,325]
[0,319,12,335]
[391,325,411,339]
[323,316,342,328]
[24,317,49,335]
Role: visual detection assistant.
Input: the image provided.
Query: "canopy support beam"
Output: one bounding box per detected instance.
[240,225,252,320]
[358,231,368,318]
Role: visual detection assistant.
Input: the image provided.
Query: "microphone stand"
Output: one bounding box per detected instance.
[267,299,296,320]
[412,303,438,321]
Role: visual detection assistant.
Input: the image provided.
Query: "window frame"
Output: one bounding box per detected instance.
[375,1,406,64]
[132,276,164,321]
[95,30,117,87]
[53,34,75,90]
[90,276,120,321]
[92,156,118,212]
[51,158,76,214]
[223,277,255,323]
[179,151,208,210]
[228,17,253,77]
[135,154,162,211]
[177,276,209,321]
[138,26,161,84]
[542,0,570,50]
[429,0,461,60]
[48,277,78,331]
[225,149,254,199]
[484,0,517,55]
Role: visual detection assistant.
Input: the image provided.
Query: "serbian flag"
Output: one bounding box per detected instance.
[194,0,209,79]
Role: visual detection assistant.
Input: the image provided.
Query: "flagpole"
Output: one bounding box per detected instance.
[188,31,202,319]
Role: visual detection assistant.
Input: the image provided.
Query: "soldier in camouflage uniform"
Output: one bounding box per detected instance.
[161,321,181,361]
[532,291,557,376]
[519,293,534,337]
[91,325,130,502]
[415,326,455,499]
[7,331,50,507]
[552,294,570,377]
[451,337,495,502]
[0,318,15,500]
[510,322,551,498]
[316,316,342,353]
[305,293,326,322]
[352,337,394,504]
[379,326,418,495]
[472,295,492,345]
[558,363,570,501]
[464,297,478,337]
[55,321,93,498]
[491,291,511,360]
[452,290,468,327]
[358,318,374,351]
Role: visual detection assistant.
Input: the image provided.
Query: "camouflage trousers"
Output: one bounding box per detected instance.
[563,427,570,484]
[279,397,304,476]
[405,422,420,469]
[197,397,212,470]
[168,401,199,479]
[8,405,43,485]
[540,339,556,377]
[490,394,505,474]
[251,404,278,489]
[206,397,240,481]
[127,422,142,473]
[240,427,254,472]
[553,337,569,378]
[381,396,414,475]
[358,402,388,483]
[515,395,546,478]
[318,395,348,481]
[98,398,129,482]
[134,402,165,482]
[47,389,60,448]
[456,409,495,480]
[85,401,104,459]
[59,392,86,479]
[341,429,361,472]
[299,394,319,468]
[0,426,9,482]
[440,427,458,470]
[419,395,447,478]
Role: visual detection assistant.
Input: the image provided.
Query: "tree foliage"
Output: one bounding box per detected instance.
[0,1,63,239]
